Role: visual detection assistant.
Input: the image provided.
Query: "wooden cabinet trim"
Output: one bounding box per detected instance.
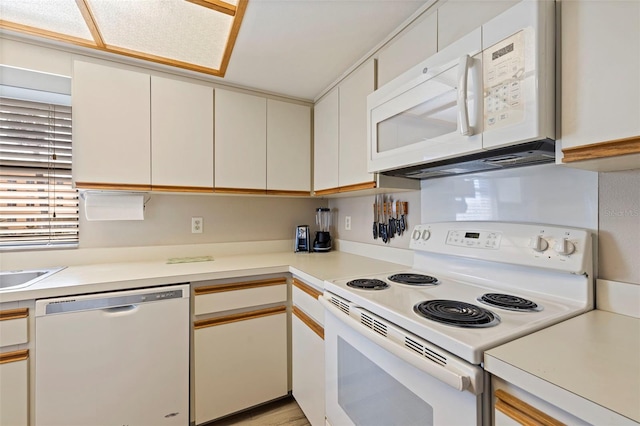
[265,190,312,197]
[152,185,214,193]
[292,278,322,299]
[194,305,286,329]
[194,278,287,295]
[75,182,152,191]
[495,389,565,426]
[313,187,340,196]
[0,308,28,321]
[293,306,324,340]
[213,187,267,195]
[562,135,640,163]
[0,349,29,364]
[338,181,377,193]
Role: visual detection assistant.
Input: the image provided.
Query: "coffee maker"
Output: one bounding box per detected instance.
[313,208,332,252]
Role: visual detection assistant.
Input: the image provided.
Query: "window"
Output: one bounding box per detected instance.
[0,96,78,249]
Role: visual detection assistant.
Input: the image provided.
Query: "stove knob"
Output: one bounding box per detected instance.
[554,238,576,255]
[421,230,431,240]
[412,229,422,240]
[529,235,549,252]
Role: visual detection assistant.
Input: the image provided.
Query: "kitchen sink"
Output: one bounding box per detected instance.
[0,267,65,291]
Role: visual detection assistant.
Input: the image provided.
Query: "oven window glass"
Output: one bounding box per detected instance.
[337,337,434,426]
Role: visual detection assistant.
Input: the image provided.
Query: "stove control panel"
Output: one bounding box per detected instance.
[409,222,592,275]
[445,230,502,249]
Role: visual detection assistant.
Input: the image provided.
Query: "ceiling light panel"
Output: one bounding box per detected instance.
[89,0,234,70]
[0,0,93,41]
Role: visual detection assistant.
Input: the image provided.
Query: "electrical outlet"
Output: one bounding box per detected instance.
[191,217,203,234]
[345,216,352,231]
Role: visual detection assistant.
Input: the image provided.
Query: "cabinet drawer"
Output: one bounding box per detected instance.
[0,309,28,347]
[292,278,324,326]
[194,278,287,315]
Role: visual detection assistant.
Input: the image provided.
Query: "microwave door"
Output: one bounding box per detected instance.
[370,56,482,173]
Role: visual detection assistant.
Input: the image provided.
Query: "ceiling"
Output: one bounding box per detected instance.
[0,0,427,101]
[224,0,426,100]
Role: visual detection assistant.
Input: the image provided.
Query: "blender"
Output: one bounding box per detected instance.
[313,208,332,252]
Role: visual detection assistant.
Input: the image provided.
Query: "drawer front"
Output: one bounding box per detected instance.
[292,278,324,326]
[194,278,287,315]
[0,309,28,348]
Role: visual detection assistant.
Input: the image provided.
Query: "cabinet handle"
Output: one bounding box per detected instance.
[194,305,286,329]
[293,306,324,340]
[0,349,29,364]
[495,389,565,426]
[194,278,286,295]
[0,308,28,321]
[292,278,322,299]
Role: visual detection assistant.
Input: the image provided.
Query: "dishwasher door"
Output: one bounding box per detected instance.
[35,284,190,426]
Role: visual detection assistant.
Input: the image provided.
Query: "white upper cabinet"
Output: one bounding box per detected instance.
[151,76,214,190]
[266,100,311,193]
[436,0,519,51]
[73,60,151,188]
[377,11,437,87]
[313,88,340,192]
[214,89,267,191]
[338,59,375,188]
[559,0,640,171]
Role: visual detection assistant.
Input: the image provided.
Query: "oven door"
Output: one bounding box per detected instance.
[321,296,484,426]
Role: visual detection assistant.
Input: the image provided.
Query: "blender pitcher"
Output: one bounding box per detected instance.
[313,208,332,252]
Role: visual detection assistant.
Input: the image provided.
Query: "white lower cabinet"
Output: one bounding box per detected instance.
[0,307,30,426]
[291,278,325,426]
[193,278,288,425]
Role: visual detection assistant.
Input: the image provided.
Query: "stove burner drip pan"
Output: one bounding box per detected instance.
[414,300,500,328]
[346,278,389,290]
[478,293,542,312]
[388,273,439,286]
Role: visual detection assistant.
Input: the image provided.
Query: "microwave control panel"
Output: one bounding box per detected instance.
[483,31,526,130]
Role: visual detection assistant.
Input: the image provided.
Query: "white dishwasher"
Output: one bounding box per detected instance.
[35,284,190,426]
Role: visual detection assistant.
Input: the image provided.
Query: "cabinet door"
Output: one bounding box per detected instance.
[267,100,311,193]
[560,0,640,166]
[436,0,518,51]
[377,11,437,87]
[214,89,267,191]
[338,60,375,188]
[0,352,28,426]
[292,313,325,426]
[151,76,213,190]
[194,310,288,424]
[72,61,150,188]
[313,88,340,192]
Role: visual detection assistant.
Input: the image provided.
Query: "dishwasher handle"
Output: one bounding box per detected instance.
[102,305,138,315]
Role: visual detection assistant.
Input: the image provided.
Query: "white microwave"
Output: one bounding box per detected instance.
[367,0,556,177]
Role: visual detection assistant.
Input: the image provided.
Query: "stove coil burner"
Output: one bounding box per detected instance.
[388,273,439,286]
[346,278,389,290]
[478,293,543,312]
[414,300,500,328]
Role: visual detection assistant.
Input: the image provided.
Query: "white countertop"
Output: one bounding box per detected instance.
[485,310,640,425]
[0,251,407,303]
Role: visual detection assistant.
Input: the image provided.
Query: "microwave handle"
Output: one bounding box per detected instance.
[457,55,473,136]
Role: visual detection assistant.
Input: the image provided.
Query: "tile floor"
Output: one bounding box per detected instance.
[206,396,310,426]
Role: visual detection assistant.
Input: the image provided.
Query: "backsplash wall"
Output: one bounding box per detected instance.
[79,193,326,248]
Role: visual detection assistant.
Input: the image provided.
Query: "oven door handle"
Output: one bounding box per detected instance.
[320,297,473,393]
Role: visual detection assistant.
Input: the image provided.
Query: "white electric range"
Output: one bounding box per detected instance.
[321,221,593,426]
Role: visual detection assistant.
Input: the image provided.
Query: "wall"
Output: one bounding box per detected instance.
[598,169,640,285]
[79,193,325,248]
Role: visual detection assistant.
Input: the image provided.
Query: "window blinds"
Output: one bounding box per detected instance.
[0,96,78,248]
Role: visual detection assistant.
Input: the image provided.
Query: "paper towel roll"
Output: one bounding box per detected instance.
[84,193,145,221]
